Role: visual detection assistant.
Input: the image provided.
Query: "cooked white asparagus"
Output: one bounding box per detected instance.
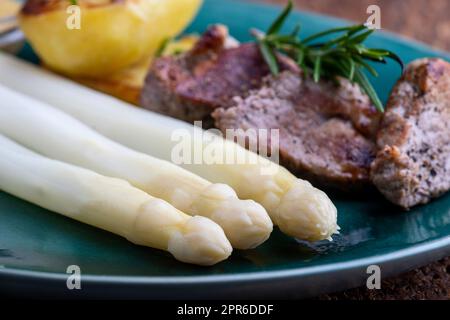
[0,134,232,265]
[0,53,339,241]
[0,85,272,249]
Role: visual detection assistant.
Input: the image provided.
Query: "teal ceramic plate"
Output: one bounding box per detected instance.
[1,0,450,299]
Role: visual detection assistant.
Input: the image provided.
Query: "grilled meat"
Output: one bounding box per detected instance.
[141,24,296,126]
[213,71,381,190]
[371,58,450,208]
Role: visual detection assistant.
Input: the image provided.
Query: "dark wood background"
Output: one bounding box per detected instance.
[259,0,450,51]
[252,0,450,300]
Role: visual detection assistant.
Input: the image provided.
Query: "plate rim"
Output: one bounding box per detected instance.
[16,0,450,62]
[222,0,450,60]
[2,0,450,291]
[1,237,449,285]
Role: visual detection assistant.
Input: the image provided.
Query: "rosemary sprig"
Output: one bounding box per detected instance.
[255,0,403,112]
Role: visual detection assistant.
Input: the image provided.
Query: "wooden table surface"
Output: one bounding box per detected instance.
[259,0,450,51]
[253,0,450,300]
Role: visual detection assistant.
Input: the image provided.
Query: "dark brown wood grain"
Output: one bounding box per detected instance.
[317,257,450,300]
[253,0,450,300]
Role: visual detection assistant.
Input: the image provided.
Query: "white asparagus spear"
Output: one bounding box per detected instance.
[0,53,338,241]
[0,134,232,265]
[0,85,272,249]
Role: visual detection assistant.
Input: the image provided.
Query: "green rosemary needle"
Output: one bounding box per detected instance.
[255,0,403,112]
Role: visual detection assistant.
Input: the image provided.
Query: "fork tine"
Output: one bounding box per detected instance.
[0,16,18,36]
[0,15,17,24]
[0,28,24,53]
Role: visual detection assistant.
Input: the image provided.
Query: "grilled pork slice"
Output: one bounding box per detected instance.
[213,71,381,190]
[141,24,296,126]
[371,58,450,208]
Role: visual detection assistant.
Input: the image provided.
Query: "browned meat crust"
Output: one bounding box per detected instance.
[141,24,297,127]
[213,71,380,190]
[371,58,450,208]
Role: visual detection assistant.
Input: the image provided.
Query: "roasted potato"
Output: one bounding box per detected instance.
[19,0,202,77]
